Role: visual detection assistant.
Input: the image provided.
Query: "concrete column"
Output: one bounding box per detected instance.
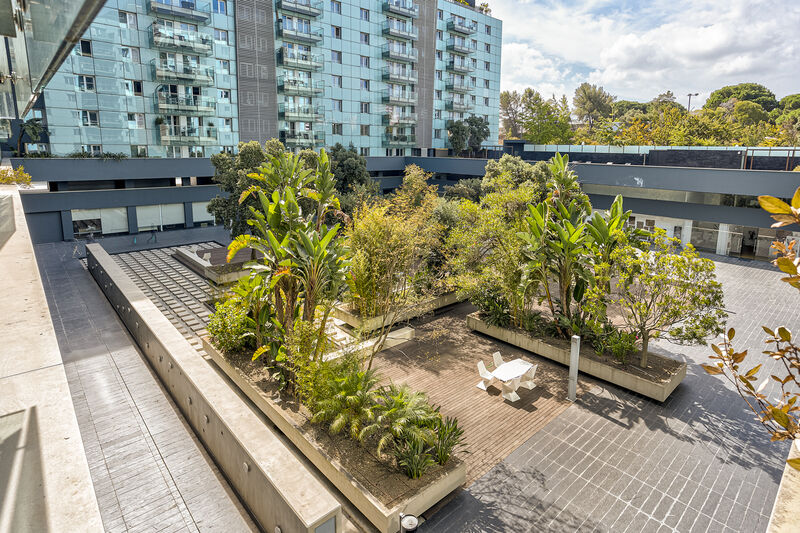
[183,202,194,229]
[681,220,693,247]
[127,206,138,234]
[716,223,730,256]
[59,210,72,241]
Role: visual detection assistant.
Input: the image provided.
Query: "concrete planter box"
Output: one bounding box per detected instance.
[466,312,686,402]
[333,291,463,332]
[173,246,251,285]
[768,440,800,532]
[203,336,466,533]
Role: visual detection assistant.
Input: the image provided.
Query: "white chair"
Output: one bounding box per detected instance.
[476,360,494,391]
[492,351,505,369]
[502,377,521,402]
[519,364,538,390]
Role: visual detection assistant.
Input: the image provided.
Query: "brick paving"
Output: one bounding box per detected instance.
[421,256,796,533]
[34,242,257,533]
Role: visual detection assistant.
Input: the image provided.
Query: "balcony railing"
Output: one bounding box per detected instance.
[382,21,418,40]
[382,113,418,126]
[280,129,326,147]
[279,103,324,122]
[382,133,416,147]
[159,124,218,145]
[446,77,474,92]
[446,59,475,73]
[382,0,419,18]
[447,17,478,35]
[150,25,213,55]
[277,76,324,96]
[382,66,418,83]
[381,44,418,62]
[446,37,474,55]
[445,99,473,112]
[382,89,417,105]
[278,46,323,70]
[155,93,216,114]
[146,0,211,23]
[276,0,322,17]
[276,21,324,43]
[151,59,214,85]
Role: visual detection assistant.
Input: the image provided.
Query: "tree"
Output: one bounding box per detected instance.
[465,115,490,154]
[613,100,648,119]
[733,101,768,125]
[500,90,523,139]
[443,178,482,202]
[447,120,469,155]
[704,83,778,112]
[572,83,614,130]
[481,154,549,195]
[609,230,727,368]
[16,118,46,156]
[328,143,371,193]
[519,88,572,144]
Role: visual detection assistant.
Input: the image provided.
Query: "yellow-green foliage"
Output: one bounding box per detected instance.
[0,166,32,186]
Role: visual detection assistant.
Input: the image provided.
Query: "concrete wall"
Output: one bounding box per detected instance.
[85,243,342,533]
[10,157,216,182]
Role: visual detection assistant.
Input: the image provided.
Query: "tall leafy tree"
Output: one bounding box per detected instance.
[16,118,46,156]
[499,90,523,138]
[572,82,614,130]
[465,115,490,154]
[519,88,572,144]
[704,82,778,112]
[447,120,469,155]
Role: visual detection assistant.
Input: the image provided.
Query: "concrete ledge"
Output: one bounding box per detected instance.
[768,441,800,532]
[86,243,341,533]
[466,312,687,402]
[333,292,463,332]
[173,246,251,285]
[202,336,466,533]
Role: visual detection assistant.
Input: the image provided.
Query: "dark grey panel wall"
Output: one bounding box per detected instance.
[20,185,222,213]
[235,0,279,143]
[11,158,215,182]
[415,0,436,150]
[25,212,63,243]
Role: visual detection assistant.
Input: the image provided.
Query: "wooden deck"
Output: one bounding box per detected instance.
[372,303,594,485]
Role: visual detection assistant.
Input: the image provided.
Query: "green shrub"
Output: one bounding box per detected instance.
[208,298,250,354]
[469,285,511,327]
[432,416,466,465]
[312,366,381,440]
[394,437,435,479]
[591,322,637,363]
[0,166,32,185]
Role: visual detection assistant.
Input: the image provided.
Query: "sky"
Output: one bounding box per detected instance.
[493,0,800,107]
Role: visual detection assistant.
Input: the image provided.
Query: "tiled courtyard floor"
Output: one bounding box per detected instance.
[421,256,796,533]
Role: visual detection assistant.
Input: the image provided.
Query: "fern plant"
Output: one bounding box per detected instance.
[312,368,381,440]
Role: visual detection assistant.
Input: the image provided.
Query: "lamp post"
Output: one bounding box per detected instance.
[687,92,699,112]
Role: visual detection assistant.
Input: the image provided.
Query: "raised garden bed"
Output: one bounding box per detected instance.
[202,337,466,533]
[466,312,686,402]
[174,245,259,285]
[333,291,463,333]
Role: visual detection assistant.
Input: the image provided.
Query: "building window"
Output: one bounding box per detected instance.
[435,89,442,100]
[484,79,490,88]
[360,55,369,68]
[331,26,341,39]
[437,30,443,40]
[434,129,441,139]
[471,94,476,103]
[437,9,443,19]
[484,97,489,106]
[219,89,231,101]
[131,145,147,158]
[360,102,369,113]
[484,61,490,71]
[471,57,477,67]
[331,50,342,63]
[118,11,137,28]
[75,39,92,57]
[332,123,342,135]
[485,43,491,52]
[435,70,442,80]
[82,144,102,155]
[360,147,369,156]
[213,0,226,14]
[124,80,143,96]
[360,32,369,45]
[360,8,369,20]
[220,117,233,131]
[434,109,441,119]
[77,75,95,92]
[360,79,369,90]
[127,112,145,128]
[435,50,442,60]
[485,25,491,34]
[80,110,99,127]
[360,124,369,136]
[484,114,489,122]
[330,0,341,13]
[332,74,342,87]
[120,46,140,62]
[214,29,228,44]
[189,146,205,158]
[217,59,230,73]
[332,99,342,111]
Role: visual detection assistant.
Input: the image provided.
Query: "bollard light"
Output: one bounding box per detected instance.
[400,513,418,532]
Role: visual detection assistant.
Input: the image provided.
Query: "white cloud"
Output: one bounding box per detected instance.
[494,0,800,106]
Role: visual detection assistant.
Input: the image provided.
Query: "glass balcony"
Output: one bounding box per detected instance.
[446,59,475,73]
[151,59,214,85]
[382,0,419,18]
[280,129,326,147]
[382,66,418,83]
[146,0,211,23]
[277,76,325,96]
[382,89,417,105]
[154,93,216,115]
[446,77,474,93]
[277,21,324,43]
[278,46,323,70]
[276,0,323,17]
[159,124,218,145]
[381,44,418,62]
[382,113,418,126]
[382,133,416,147]
[382,21,418,40]
[279,103,324,122]
[446,37,474,55]
[150,25,213,55]
[445,99,473,112]
[447,17,478,35]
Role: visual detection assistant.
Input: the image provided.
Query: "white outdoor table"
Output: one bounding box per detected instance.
[492,358,533,382]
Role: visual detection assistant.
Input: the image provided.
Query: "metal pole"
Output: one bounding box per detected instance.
[568,335,580,402]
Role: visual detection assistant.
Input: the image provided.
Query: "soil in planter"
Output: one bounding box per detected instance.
[219,348,462,510]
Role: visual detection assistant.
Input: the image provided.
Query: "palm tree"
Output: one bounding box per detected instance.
[16,118,46,156]
[572,83,614,131]
[312,368,381,440]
